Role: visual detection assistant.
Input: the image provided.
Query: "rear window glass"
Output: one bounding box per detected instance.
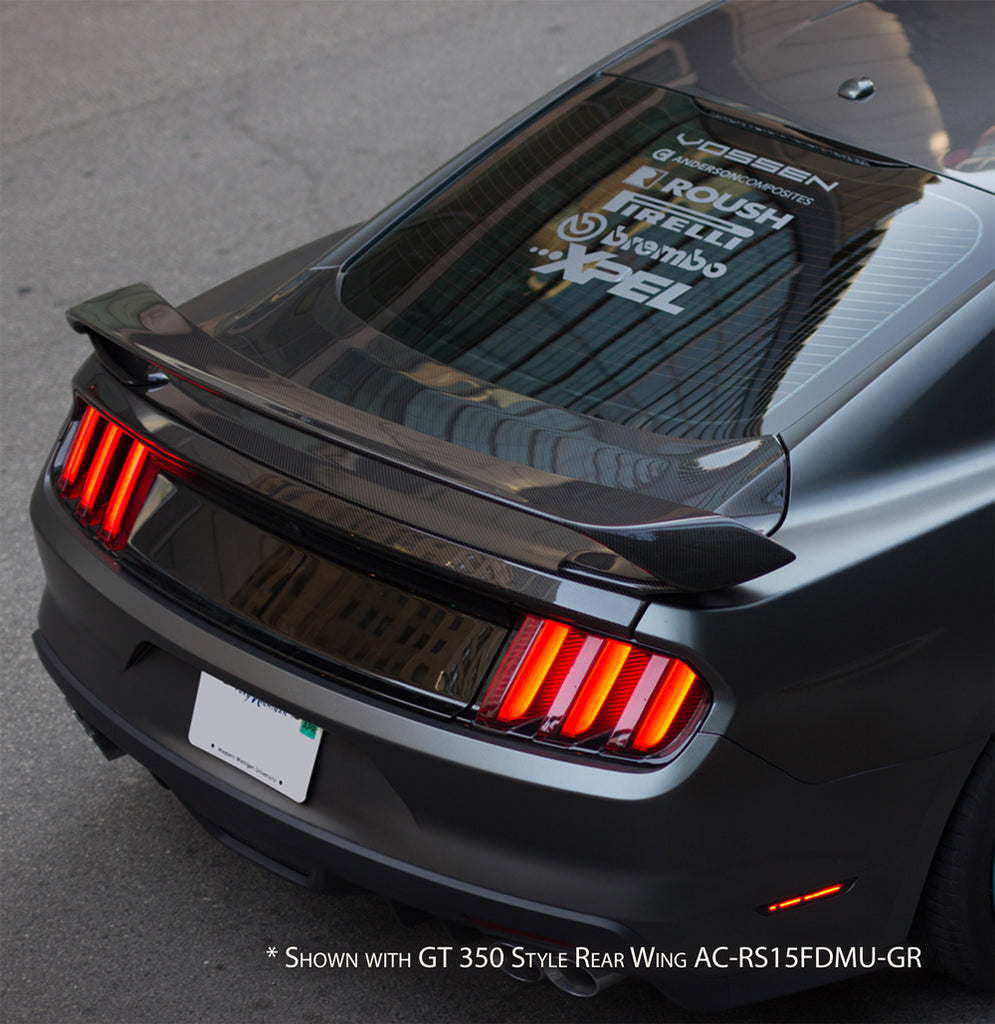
[338,78,991,440]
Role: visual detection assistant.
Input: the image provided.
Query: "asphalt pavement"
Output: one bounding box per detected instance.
[2,3,992,1023]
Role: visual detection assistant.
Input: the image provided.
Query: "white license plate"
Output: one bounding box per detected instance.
[188,672,323,803]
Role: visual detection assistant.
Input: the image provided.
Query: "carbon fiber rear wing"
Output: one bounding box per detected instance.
[68,283,794,592]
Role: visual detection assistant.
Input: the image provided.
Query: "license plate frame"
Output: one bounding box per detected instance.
[188,672,322,803]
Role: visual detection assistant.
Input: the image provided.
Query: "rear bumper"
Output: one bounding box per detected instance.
[33,626,634,930]
[30,470,981,1009]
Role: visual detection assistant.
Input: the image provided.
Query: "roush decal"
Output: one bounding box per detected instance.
[619,167,797,229]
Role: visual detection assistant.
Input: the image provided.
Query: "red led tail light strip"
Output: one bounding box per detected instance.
[56,402,162,550]
[59,404,101,490]
[630,659,699,752]
[100,439,152,541]
[78,422,123,516]
[476,615,709,759]
[496,619,571,722]
[560,639,632,738]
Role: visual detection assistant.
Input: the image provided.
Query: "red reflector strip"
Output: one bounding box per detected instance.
[476,616,709,759]
[55,402,163,550]
[764,882,846,915]
[803,884,843,902]
[468,918,571,947]
[59,405,101,492]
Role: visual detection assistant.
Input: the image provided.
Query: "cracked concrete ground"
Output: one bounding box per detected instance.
[2,3,992,1024]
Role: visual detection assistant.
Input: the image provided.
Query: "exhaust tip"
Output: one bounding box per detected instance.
[494,943,544,983]
[63,699,124,760]
[502,961,545,984]
[545,965,624,997]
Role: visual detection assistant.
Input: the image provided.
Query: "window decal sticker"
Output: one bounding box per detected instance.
[329,79,991,442]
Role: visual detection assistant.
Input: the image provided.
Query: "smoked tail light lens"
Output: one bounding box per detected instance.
[476,615,709,760]
[55,402,161,549]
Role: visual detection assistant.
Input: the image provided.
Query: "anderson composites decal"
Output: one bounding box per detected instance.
[666,133,840,198]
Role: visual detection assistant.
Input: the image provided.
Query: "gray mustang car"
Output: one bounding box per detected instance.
[30,0,993,1009]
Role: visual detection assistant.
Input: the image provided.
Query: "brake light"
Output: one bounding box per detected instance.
[476,616,708,759]
[56,403,161,549]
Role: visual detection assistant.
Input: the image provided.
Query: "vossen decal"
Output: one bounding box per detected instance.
[665,134,840,193]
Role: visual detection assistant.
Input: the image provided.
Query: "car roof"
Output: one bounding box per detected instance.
[606,0,995,193]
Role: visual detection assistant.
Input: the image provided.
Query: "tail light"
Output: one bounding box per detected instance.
[55,402,161,549]
[476,615,709,760]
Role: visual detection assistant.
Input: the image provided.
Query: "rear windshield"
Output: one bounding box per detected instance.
[339,77,991,440]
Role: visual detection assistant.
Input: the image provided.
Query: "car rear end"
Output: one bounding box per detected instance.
[30,3,994,1008]
[32,345,990,1010]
